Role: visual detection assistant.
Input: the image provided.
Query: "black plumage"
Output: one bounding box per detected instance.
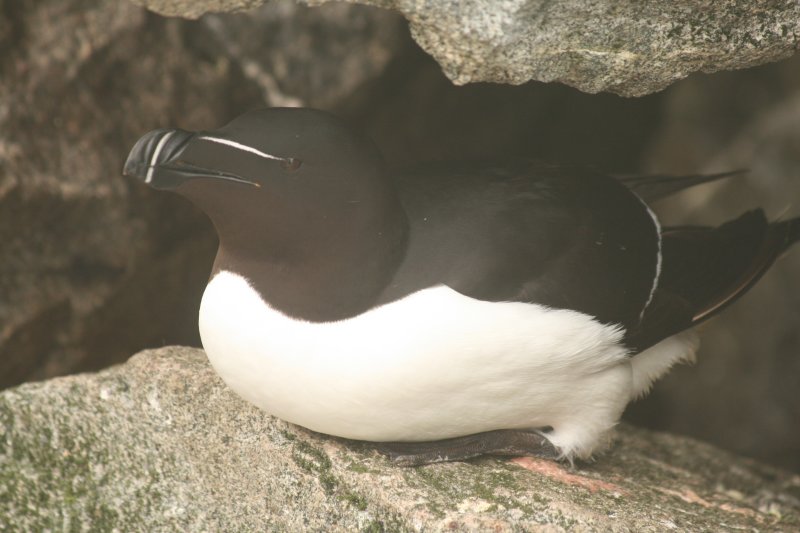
[124,107,799,353]
[379,160,659,334]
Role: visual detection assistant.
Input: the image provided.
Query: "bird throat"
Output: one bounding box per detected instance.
[210,209,409,323]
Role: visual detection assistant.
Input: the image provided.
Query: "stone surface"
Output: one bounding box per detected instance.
[132,0,800,96]
[138,0,265,18]
[2,346,799,531]
[0,0,404,389]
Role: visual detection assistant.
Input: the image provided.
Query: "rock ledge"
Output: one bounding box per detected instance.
[1,346,799,530]
[131,0,800,95]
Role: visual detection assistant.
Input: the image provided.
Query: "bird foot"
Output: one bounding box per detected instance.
[375,429,559,466]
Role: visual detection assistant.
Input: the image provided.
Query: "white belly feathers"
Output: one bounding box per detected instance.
[199,270,696,460]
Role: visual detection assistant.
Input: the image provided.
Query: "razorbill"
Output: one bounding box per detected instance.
[123,108,800,466]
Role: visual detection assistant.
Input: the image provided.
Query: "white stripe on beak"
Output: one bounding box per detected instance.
[145,130,176,184]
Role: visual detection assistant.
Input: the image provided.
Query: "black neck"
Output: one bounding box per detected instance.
[211,200,409,322]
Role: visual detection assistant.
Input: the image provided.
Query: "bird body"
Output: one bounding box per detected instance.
[124,108,798,463]
[200,270,675,459]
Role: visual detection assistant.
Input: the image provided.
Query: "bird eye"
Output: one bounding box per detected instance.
[281,158,302,172]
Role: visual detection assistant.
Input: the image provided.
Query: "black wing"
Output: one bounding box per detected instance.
[625,211,800,351]
[382,160,660,331]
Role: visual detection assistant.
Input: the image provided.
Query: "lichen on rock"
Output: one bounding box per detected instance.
[1,346,798,530]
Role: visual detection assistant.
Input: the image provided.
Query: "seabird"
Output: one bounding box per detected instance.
[123,108,800,465]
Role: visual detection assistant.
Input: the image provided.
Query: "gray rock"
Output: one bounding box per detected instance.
[131,0,800,96]
[139,0,266,18]
[1,346,799,531]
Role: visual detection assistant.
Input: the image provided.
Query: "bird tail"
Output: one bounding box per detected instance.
[782,216,800,252]
[666,210,797,324]
[618,170,745,203]
[625,210,799,351]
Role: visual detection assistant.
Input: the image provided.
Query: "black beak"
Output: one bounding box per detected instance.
[123,129,192,186]
[123,128,258,189]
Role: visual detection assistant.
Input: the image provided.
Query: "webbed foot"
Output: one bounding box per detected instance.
[375,428,558,466]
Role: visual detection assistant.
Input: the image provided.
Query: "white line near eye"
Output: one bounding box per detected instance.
[199,136,285,162]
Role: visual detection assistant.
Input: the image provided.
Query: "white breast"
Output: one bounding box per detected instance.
[198,270,696,459]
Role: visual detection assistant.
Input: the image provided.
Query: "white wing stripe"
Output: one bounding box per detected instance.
[641,204,662,318]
